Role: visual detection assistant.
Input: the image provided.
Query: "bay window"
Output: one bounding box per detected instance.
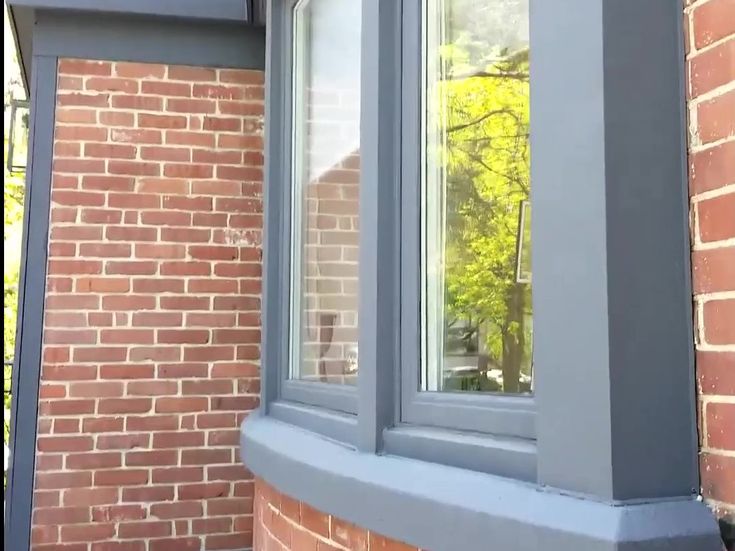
[243,0,719,549]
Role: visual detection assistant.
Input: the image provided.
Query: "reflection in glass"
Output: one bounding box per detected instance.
[289,0,361,385]
[421,0,533,394]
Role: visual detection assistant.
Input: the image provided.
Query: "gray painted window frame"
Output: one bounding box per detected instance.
[398,0,536,443]
[245,0,725,549]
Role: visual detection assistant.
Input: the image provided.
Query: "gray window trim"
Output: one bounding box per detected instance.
[243,0,724,548]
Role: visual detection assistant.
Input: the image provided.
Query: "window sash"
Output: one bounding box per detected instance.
[399,0,536,440]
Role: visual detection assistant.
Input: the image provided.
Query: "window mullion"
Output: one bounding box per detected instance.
[356,0,402,453]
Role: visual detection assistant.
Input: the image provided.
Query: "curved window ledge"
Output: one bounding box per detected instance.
[241,414,721,551]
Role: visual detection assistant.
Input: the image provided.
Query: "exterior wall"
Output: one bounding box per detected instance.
[253,480,418,551]
[31,58,264,550]
[684,0,735,546]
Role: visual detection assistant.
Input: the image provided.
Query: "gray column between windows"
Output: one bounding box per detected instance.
[532,0,698,502]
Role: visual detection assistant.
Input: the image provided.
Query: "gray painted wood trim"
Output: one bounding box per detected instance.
[33,10,265,71]
[533,0,699,502]
[4,53,57,551]
[242,415,722,551]
[9,0,251,22]
[357,0,402,452]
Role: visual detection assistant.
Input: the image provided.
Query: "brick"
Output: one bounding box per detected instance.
[706,402,735,450]
[83,417,125,433]
[79,243,132,258]
[92,542,146,551]
[52,189,106,206]
[84,143,136,160]
[73,347,127,363]
[168,66,216,81]
[697,351,735,395]
[69,381,124,398]
[207,430,240,447]
[98,398,152,415]
[78,209,121,226]
[149,538,201,551]
[108,161,161,178]
[158,329,210,344]
[95,469,149,486]
[166,98,216,114]
[160,227,211,243]
[132,278,185,293]
[100,364,155,380]
[202,116,241,132]
[157,363,209,379]
[220,69,263,85]
[44,329,97,345]
[181,449,232,466]
[106,261,158,275]
[140,146,191,162]
[118,522,172,539]
[187,313,237,328]
[131,312,182,327]
[115,62,166,78]
[56,107,98,125]
[205,533,253,550]
[700,453,735,503]
[207,465,249,482]
[693,0,735,49]
[126,415,179,432]
[37,436,94,454]
[122,486,175,503]
[139,113,187,129]
[36,454,64,470]
[110,128,162,144]
[86,76,139,93]
[92,505,146,522]
[140,210,193,226]
[692,247,735,294]
[63,487,120,506]
[690,39,735,97]
[165,130,216,148]
[698,192,735,242]
[59,59,112,76]
[697,89,735,144]
[125,449,178,467]
[96,108,132,129]
[702,299,735,345]
[191,179,241,196]
[183,346,235,362]
[160,296,211,311]
[192,518,232,535]
[66,452,122,470]
[141,80,192,96]
[61,524,116,542]
[219,101,263,117]
[208,498,252,516]
[102,295,156,311]
[150,501,204,520]
[152,467,204,484]
[106,226,158,242]
[127,380,179,396]
[36,471,92,489]
[135,243,186,259]
[55,125,108,141]
[162,195,213,211]
[97,433,150,450]
[155,397,209,413]
[213,329,260,344]
[34,506,90,526]
[129,347,181,362]
[193,213,228,227]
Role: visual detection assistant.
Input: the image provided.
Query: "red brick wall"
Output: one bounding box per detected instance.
[684,0,735,545]
[32,59,264,551]
[253,480,418,551]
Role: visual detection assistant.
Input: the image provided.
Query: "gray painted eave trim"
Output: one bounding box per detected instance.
[241,415,722,551]
[7,0,262,93]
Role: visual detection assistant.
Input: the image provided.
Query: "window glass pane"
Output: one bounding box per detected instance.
[421,0,532,394]
[290,0,361,385]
